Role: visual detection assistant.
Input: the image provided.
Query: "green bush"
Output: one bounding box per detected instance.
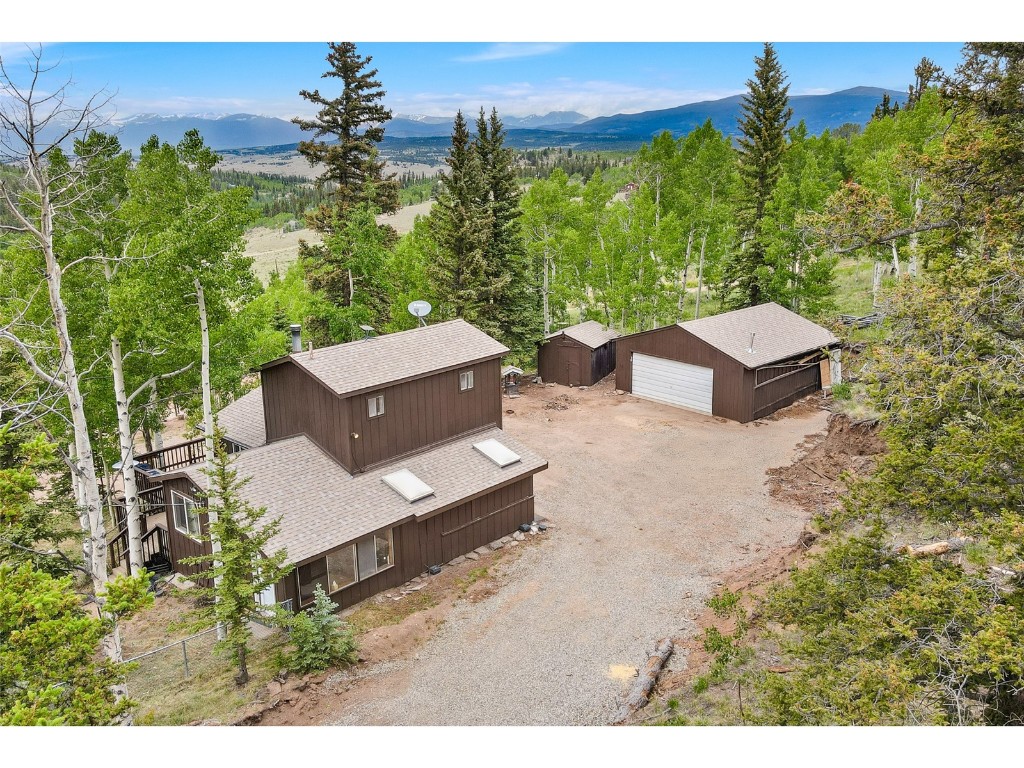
[831,381,852,400]
[286,585,357,674]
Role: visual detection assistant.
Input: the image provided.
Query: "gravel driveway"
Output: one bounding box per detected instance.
[328,379,828,726]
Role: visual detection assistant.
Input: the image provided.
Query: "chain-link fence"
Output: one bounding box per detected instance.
[124,627,222,703]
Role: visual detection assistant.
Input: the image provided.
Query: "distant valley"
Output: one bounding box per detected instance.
[112,87,908,155]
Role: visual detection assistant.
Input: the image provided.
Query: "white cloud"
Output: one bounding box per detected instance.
[454,43,567,63]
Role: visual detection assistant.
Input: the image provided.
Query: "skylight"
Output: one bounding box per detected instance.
[473,438,521,468]
[381,468,434,502]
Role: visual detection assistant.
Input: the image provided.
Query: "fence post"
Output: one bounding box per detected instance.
[182,639,190,678]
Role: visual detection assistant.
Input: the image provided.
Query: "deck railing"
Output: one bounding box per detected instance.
[135,437,206,474]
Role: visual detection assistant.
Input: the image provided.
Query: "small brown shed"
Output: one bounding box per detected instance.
[538,320,619,387]
[615,303,839,422]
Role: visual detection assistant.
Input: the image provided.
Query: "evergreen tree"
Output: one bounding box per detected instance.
[426,110,492,323]
[287,584,357,674]
[723,43,793,309]
[0,564,150,725]
[871,92,900,120]
[182,429,292,686]
[293,42,399,223]
[473,108,542,360]
[293,42,401,345]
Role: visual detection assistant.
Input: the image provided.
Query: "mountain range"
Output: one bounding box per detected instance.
[111,88,909,153]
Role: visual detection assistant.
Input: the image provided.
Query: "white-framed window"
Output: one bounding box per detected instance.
[170,490,201,539]
[297,528,395,606]
[368,393,385,418]
[459,370,474,391]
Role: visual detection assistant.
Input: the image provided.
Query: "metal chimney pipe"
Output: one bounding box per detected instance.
[748,332,756,353]
[290,324,302,353]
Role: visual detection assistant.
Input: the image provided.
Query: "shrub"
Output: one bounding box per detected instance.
[287,585,357,674]
[831,381,852,400]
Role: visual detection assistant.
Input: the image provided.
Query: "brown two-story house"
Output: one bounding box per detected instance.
[148,319,548,613]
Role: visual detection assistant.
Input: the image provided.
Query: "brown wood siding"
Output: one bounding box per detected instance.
[291,519,421,613]
[161,477,213,587]
[615,325,752,422]
[418,477,535,568]
[751,356,823,419]
[538,337,592,386]
[283,476,535,614]
[262,361,353,468]
[348,358,503,470]
[590,339,616,385]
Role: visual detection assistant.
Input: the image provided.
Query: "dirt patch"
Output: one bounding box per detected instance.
[766,412,885,515]
[642,412,886,722]
[543,393,580,411]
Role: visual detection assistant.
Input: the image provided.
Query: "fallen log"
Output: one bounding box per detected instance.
[898,537,972,558]
[611,637,673,725]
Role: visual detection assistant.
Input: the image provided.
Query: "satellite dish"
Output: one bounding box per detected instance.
[408,300,432,326]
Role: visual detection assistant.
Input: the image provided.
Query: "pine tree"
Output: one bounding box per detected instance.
[293,42,401,344]
[723,43,793,309]
[293,42,399,224]
[871,92,900,121]
[287,584,357,673]
[182,428,292,686]
[473,108,542,359]
[427,110,492,322]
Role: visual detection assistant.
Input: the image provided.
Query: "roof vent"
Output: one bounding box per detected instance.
[382,468,434,502]
[748,332,756,354]
[473,438,521,468]
[290,324,302,353]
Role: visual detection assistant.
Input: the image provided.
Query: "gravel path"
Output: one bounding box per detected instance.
[328,381,827,725]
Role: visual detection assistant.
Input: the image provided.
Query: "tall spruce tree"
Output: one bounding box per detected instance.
[723,42,793,309]
[427,110,492,323]
[293,42,399,223]
[293,42,400,344]
[473,108,541,359]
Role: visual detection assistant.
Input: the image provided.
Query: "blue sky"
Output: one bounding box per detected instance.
[0,41,968,122]
[2,2,987,121]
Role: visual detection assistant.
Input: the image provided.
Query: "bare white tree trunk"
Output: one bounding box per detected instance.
[873,261,884,308]
[195,278,225,640]
[111,334,144,572]
[150,381,165,455]
[679,227,694,314]
[890,242,901,277]
[695,231,708,320]
[542,247,551,335]
[909,182,922,277]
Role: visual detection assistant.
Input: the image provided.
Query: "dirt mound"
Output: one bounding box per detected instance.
[544,394,580,411]
[767,413,885,514]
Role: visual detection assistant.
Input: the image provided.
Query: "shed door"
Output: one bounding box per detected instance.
[631,352,714,415]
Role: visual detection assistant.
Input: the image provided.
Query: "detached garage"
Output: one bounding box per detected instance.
[616,303,840,422]
[538,320,619,387]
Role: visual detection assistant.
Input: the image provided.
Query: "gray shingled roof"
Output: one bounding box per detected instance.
[216,388,266,448]
[678,302,839,368]
[182,426,546,566]
[545,320,619,349]
[270,319,509,396]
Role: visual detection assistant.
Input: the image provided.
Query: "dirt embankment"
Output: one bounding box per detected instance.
[645,409,886,715]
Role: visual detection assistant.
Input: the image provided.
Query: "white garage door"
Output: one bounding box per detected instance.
[631,353,714,415]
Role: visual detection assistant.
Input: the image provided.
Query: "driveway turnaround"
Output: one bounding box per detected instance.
[329,379,828,725]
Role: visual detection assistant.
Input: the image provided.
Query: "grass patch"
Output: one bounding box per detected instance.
[346,590,438,634]
[456,566,490,594]
[128,631,290,725]
[121,594,290,725]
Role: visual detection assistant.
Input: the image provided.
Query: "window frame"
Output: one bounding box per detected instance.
[367,393,385,418]
[170,489,202,540]
[297,527,395,607]
[459,369,474,392]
